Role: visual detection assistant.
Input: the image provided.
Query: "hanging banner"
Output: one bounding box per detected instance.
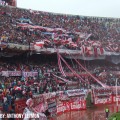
[92,88,113,105]
[8,71,21,76]
[66,89,86,97]
[70,97,86,111]
[22,72,38,77]
[94,95,113,105]
[56,97,86,114]
[1,71,9,77]
[47,97,57,115]
[1,71,38,77]
[56,101,66,114]
[56,90,87,114]
[13,90,87,115]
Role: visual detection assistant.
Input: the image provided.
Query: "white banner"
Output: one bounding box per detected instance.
[22,72,38,77]
[1,71,9,77]
[66,89,86,97]
[1,71,38,77]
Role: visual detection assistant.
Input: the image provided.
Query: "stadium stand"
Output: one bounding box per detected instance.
[0,4,120,118]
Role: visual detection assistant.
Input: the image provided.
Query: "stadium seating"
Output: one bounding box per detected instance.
[0,5,120,52]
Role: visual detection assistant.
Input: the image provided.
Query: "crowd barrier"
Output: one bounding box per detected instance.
[92,88,120,106]
[2,88,120,115]
[15,89,87,115]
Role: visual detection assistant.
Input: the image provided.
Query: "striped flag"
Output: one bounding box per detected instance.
[34,41,44,50]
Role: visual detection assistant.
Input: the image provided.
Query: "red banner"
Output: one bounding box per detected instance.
[57,96,86,114]
[94,95,113,105]
[13,90,87,114]
[92,88,113,105]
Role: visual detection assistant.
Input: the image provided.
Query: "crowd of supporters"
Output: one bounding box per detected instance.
[0,4,120,115]
[0,55,119,104]
[0,55,119,116]
[0,5,120,52]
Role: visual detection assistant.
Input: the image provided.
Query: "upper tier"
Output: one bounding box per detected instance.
[0,5,120,53]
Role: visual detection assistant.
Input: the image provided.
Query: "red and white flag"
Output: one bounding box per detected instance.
[106,46,115,52]
[97,47,104,55]
[34,41,44,50]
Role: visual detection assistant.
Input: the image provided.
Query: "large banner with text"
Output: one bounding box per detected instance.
[92,88,113,105]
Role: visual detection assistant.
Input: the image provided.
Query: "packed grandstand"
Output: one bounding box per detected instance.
[0,3,120,119]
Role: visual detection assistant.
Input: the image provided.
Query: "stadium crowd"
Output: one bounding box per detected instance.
[0,56,119,101]
[0,55,119,115]
[0,5,120,53]
[0,4,120,116]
